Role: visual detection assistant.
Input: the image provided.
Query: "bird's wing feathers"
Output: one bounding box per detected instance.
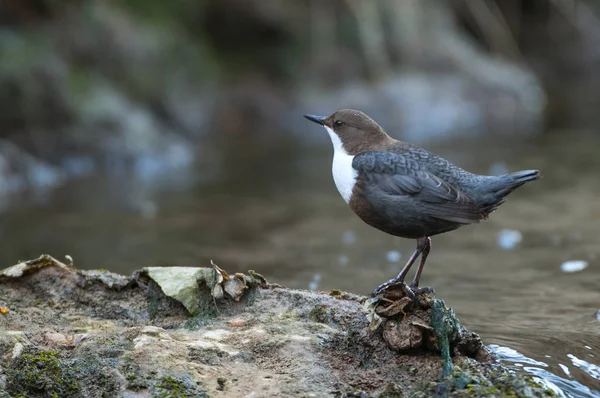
[352,151,483,224]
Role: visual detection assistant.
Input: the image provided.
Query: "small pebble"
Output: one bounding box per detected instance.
[497,229,522,250]
[11,343,23,359]
[560,260,589,273]
[386,251,401,263]
[44,332,69,345]
[228,319,246,327]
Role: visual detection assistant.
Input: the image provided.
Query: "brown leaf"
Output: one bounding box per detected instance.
[211,260,230,283]
[375,296,413,318]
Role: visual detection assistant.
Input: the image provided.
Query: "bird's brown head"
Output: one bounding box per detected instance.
[303,109,392,155]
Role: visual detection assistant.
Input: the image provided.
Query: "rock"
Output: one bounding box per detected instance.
[44,332,71,345]
[11,343,23,360]
[0,254,71,278]
[43,332,87,347]
[143,267,213,316]
[0,256,556,397]
[141,265,265,315]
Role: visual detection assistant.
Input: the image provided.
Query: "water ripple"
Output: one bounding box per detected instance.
[490,345,600,398]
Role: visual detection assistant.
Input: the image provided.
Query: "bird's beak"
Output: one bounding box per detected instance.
[303,114,326,126]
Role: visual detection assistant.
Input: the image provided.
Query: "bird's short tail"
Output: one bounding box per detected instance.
[479,169,540,216]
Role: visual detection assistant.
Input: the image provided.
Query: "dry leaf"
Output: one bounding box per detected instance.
[223,276,247,301]
[375,296,413,318]
[212,283,224,300]
[211,260,229,283]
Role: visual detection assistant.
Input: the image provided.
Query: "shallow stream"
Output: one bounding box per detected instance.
[1,129,599,396]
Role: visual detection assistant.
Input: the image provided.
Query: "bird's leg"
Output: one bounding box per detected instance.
[409,237,434,294]
[371,238,427,296]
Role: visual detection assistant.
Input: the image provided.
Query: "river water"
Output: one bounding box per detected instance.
[0,128,599,396]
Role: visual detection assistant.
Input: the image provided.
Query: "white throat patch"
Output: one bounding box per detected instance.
[324,126,357,204]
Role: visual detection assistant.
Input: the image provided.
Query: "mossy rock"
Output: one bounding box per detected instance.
[6,349,80,397]
[154,375,209,398]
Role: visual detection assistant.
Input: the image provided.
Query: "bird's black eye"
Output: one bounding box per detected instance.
[334,120,342,127]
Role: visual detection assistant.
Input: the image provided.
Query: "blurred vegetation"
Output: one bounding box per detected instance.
[0,0,598,190]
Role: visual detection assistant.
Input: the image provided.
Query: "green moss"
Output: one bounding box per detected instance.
[217,377,228,391]
[451,371,472,389]
[421,359,557,397]
[329,289,343,297]
[155,375,207,398]
[156,376,187,396]
[308,305,328,323]
[430,300,454,378]
[126,372,148,391]
[7,349,80,397]
[280,311,299,320]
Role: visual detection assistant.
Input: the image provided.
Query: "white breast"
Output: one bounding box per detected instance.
[324,126,357,203]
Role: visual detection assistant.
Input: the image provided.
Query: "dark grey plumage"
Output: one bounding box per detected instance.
[351,149,540,239]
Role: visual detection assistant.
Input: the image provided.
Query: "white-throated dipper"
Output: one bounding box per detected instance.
[303,109,540,298]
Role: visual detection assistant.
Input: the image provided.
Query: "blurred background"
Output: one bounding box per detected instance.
[0,0,599,395]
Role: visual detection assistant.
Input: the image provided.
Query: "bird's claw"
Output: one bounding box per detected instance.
[408,284,436,296]
[371,281,416,302]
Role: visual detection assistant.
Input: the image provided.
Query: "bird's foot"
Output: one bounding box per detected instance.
[371,278,399,297]
[371,280,416,302]
[408,284,436,296]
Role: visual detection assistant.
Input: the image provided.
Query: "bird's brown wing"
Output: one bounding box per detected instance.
[352,151,484,224]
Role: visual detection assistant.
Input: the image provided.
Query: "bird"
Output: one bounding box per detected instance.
[303,109,540,299]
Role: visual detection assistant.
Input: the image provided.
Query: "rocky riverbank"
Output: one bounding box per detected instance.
[0,255,555,397]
